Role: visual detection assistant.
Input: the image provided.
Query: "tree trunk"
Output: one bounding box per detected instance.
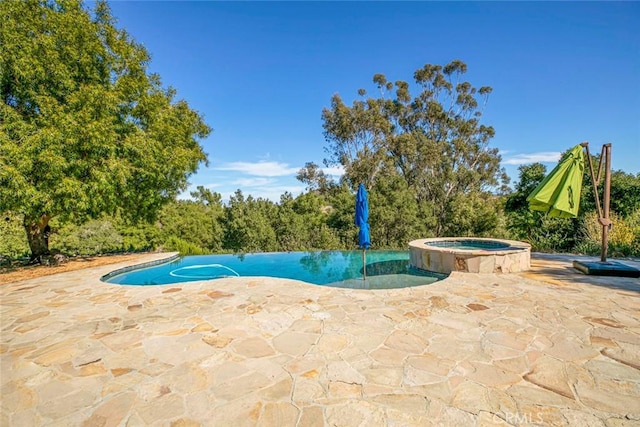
[24,215,51,264]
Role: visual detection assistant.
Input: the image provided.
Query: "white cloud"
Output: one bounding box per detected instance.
[232,177,276,187]
[322,165,345,176]
[251,185,307,201]
[219,184,307,203]
[176,191,193,201]
[180,182,307,204]
[215,161,299,177]
[503,152,561,165]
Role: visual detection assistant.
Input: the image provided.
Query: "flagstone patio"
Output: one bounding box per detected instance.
[1,252,639,426]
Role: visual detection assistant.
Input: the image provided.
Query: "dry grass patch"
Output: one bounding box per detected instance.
[0,253,154,285]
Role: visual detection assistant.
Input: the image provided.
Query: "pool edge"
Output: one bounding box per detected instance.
[100,253,182,282]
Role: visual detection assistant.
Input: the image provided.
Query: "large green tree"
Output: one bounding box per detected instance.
[222,190,278,253]
[275,191,341,251]
[0,0,211,262]
[158,202,223,254]
[321,60,508,236]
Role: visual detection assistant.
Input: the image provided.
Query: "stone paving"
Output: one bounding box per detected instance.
[1,252,639,426]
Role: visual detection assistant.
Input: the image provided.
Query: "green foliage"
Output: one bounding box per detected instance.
[369,175,425,248]
[575,210,640,258]
[581,169,640,219]
[52,219,123,256]
[0,214,29,258]
[162,236,208,256]
[158,198,224,253]
[275,192,342,251]
[222,191,278,253]
[445,193,502,237]
[116,222,161,253]
[0,0,210,259]
[608,172,640,217]
[275,196,314,251]
[323,185,359,248]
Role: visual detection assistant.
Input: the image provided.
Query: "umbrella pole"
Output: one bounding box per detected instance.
[582,142,613,263]
[362,249,366,280]
[601,144,612,262]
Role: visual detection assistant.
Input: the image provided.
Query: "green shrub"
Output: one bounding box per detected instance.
[117,223,161,252]
[52,220,124,256]
[577,210,640,258]
[0,214,29,259]
[162,236,209,255]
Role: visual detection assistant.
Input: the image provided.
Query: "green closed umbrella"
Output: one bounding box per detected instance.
[527,142,639,277]
[527,144,585,218]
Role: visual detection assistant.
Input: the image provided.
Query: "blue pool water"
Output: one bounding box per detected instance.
[427,239,510,251]
[103,251,446,289]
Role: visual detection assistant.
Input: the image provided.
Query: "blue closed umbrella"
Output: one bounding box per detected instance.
[355,184,371,279]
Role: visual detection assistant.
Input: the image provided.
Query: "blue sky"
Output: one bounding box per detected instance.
[106,1,639,201]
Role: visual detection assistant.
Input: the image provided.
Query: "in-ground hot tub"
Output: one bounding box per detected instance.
[409,237,531,274]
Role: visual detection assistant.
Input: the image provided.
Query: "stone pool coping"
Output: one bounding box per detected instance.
[1,252,639,426]
[410,237,532,274]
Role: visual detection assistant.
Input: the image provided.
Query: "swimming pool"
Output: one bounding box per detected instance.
[103,251,446,289]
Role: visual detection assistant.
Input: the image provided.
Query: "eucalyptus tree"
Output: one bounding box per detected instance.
[0,0,210,262]
[296,162,333,195]
[322,60,508,236]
